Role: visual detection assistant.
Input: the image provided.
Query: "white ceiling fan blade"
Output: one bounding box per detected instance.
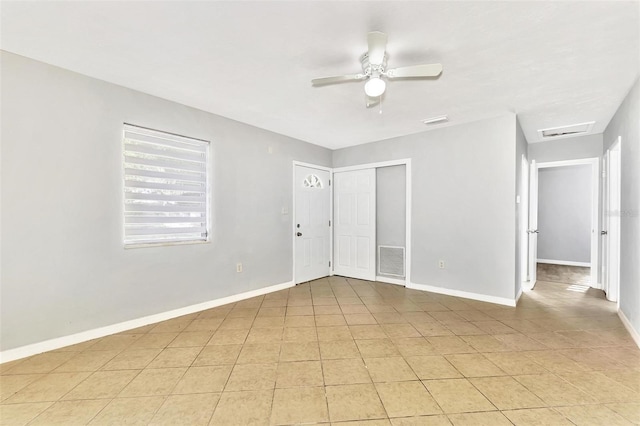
[386,63,443,78]
[367,31,387,65]
[311,74,365,86]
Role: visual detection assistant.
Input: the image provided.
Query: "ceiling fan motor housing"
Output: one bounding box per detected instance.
[361,53,387,78]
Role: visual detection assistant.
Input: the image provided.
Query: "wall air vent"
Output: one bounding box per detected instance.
[378,246,405,277]
[537,121,595,139]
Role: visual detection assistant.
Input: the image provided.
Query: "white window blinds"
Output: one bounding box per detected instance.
[123,124,209,246]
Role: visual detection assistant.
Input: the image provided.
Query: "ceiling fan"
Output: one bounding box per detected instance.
[311,31,443,106]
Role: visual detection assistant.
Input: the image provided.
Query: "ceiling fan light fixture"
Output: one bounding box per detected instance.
[311,31,443,107]
[364,77,386,97]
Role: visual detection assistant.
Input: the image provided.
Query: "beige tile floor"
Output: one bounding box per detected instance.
[1,276,639,425]
[537,263,591,286]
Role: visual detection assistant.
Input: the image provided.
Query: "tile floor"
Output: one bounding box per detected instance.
[1,276,638,425]
[537,264,591,286]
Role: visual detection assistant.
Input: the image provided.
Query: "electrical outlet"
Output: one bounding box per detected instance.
[438,260,445,269]
[236,263,243,273]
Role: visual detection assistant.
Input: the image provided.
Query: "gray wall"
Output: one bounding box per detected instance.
[528,134,603,163]
[334,114,518,301]
[603,77,640,336]
[376,165,406,277]
[0,52,332,351]
[537,165,592,263]
[515,118,528,296]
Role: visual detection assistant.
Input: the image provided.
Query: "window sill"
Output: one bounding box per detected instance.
[124,240,211,250]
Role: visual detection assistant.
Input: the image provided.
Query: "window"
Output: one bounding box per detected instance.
[303,174,323,188]
[123,124,209,246]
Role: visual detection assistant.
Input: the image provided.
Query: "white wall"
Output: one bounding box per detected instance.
[0,52,332,351]
[537,165,592,264]
[333,115,518,302]
[603,78,640,337]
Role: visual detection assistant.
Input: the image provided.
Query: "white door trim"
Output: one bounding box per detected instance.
[535,157,600,288]
[333,159,412,286]
[293,161,333,172]
[292,161,333,284]
[333,159,412,173]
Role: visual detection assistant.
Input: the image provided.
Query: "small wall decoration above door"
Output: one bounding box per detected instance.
[303,174,323,188]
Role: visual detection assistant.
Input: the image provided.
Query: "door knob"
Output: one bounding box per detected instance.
[296,232,303,237]
[601,230,608,235]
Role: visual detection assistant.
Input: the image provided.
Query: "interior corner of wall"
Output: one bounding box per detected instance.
[618,308,640,349]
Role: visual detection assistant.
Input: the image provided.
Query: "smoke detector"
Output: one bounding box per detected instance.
[537,121,595,139]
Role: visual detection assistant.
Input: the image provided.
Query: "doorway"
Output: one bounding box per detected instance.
[527,158,600,289]
[293,163,331,284]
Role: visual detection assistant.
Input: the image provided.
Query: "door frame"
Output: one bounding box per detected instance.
[332,159,412,286]
[292,161,333,285]
[532,158,600,288]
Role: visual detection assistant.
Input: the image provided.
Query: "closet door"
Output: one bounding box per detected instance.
[333,169,376,280]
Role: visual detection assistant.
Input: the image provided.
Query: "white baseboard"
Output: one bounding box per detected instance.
[618,309,640,349]
[537,259,590,267]
[0,280,294,364]
[376,276,405,286]
[407,282,516,307]
[515,286,523,304]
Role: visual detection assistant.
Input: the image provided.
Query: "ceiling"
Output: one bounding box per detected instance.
[1,1,638,149]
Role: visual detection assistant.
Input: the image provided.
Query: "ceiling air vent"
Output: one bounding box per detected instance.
[421,115,448,125]
[537,121,595,139]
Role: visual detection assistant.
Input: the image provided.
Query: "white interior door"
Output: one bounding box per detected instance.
[527,160,539,287]
[333,169,376,281]
[294,165,330,284]
[605,139,621,302]
[602,153,609,290]
[521,155,530,284]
